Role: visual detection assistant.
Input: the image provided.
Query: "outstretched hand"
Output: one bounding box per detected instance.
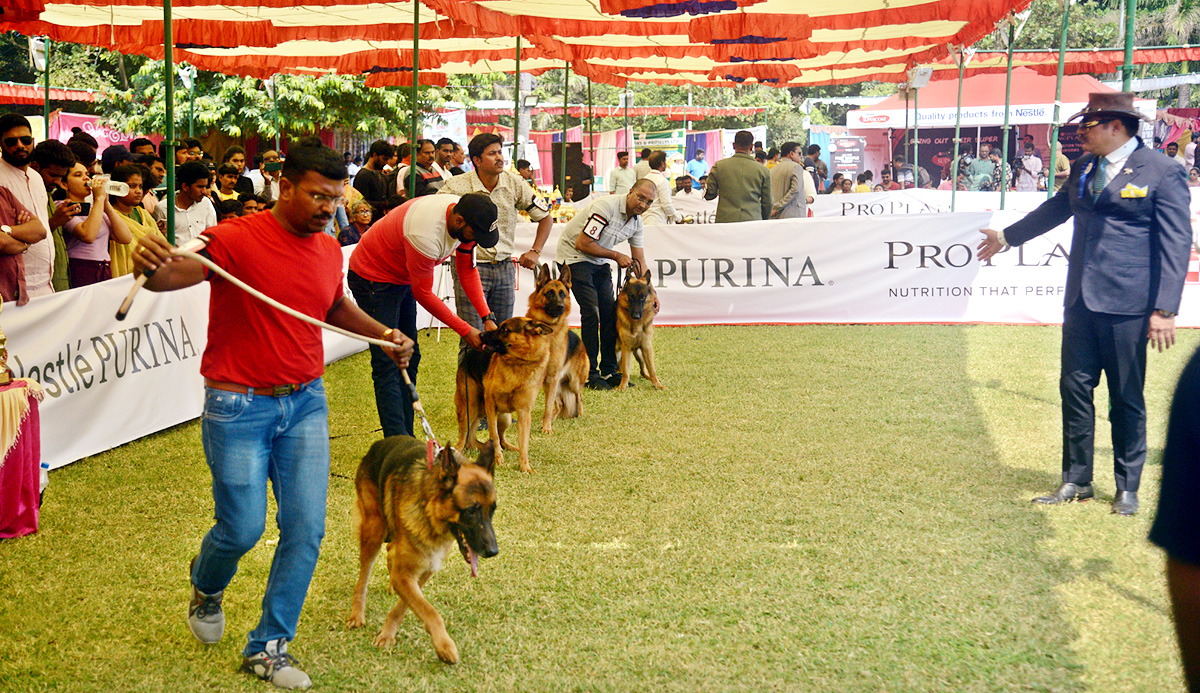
[977,228,1004,262]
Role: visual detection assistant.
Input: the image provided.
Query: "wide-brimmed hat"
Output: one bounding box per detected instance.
[1067,92,1150,124]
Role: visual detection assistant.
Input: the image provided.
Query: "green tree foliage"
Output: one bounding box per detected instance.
[100,60,439,140]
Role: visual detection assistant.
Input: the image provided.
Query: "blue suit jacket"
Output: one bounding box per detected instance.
[1004,140,1192,316]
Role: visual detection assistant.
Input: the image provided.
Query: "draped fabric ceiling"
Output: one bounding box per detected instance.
[1,0,1045,89]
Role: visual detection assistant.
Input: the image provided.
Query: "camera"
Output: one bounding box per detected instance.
[73,202,92,216]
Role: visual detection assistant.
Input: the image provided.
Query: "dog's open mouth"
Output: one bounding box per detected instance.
[451,525,479,578]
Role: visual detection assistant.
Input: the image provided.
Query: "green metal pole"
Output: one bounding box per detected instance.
[189,71,195,139]
[164,0,176,245]
[951,54,964,213]
[1000,20,1015,209]
[513,36,521,161]
[408,0,419,199]
[272,82,280,152]
[560,62,569,195]
[42,38,50,135]
[1048,1,1072,200]
[1123,0,1136,90]
[588,79,594,166]
[624,80,630,166]
[913,82,919,186]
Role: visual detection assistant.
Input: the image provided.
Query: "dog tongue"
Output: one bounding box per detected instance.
[468,549,478,578]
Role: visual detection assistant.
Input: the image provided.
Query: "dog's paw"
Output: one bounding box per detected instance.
[372,631,397,648]
[540,426,553,434]
[501,441,519,451]
[519,460,535,474]
[346,613,366,629]
[433,636,459,664]
[652,381,665,390]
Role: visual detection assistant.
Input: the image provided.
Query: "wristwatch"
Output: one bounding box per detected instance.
[482,312,497,325]
[1155,309,1177,318]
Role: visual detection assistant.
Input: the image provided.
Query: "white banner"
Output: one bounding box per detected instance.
[9,214,1200,469]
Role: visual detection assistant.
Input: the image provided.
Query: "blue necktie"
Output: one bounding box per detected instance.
[1092,158,1107,201]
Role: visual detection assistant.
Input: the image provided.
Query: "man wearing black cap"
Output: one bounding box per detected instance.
[348,192,500,437]
[978,92,1191,517]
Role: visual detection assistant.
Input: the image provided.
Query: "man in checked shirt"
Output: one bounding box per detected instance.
[439,133,553,350]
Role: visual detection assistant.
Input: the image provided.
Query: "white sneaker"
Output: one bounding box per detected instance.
[240,638,312,690]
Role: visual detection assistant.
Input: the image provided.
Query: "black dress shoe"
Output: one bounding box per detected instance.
[1112,491,1139,516]
[1032,483,1094,504]
[585,375,613,391]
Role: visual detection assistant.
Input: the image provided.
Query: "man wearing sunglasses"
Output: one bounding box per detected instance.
[978,92,1191,517]
[0,113,54,298]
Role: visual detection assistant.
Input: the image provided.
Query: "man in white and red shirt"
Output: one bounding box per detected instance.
[133,141,413,689]
[348,192,499,437]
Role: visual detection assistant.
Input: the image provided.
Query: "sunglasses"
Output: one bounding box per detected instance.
[1078,119,1115,131]
[3,135,34,148]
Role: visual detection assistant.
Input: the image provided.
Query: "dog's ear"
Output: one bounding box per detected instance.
[475,440,497,476]
[529,320,554,335]
[536,263,550,288]
[641,268,651,283]
[558,263,571,287]
[438,443,461,492]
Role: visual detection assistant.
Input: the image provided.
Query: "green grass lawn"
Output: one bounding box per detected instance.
[0,324,1194,692]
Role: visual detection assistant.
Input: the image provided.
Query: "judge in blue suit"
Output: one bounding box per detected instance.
[978,92,1192,517]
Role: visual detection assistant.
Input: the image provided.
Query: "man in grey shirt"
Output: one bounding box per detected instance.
[557,179,654,390]
[770,141,813,219]
[704,130,772,223]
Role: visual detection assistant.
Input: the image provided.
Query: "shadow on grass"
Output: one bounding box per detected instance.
[0,325,1099,692]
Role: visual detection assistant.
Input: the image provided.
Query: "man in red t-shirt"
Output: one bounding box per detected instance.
[347,192,499,437]
[134,142,413,690]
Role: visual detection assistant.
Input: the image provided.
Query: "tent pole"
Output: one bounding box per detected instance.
[1123,0,1136,90]
[189,68,196,139]
[561,62,569,195]
[164,0,176,245]
[513,36,521,161]
[272,80,280,151]
[42,38,50,134]
[903,88,909,172]
[624,80,630,163]
[588,79,595,165]
[408,0,419,199]
[951,53,964,213]
[913,81,919,187]
[1000,19,1015,210]
[1048,1,1072,200]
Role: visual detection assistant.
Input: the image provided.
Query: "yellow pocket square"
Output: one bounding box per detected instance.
[1120,183,1148,198]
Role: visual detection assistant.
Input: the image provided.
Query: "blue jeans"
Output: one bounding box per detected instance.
[191,380,330,656]
[347,270,421,437]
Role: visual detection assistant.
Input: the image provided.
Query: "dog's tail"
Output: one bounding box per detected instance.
[558,374,580,418]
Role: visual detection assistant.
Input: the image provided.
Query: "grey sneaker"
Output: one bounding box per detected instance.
[187,557,224,644]
[241,639,312,690]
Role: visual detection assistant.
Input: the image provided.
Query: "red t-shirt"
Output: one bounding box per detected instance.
[200,211,345,387]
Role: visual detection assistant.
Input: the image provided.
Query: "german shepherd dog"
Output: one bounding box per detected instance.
[455,316,554,473]
[347,436,498,664]
[616,265,664,390]
[526,264,590,433]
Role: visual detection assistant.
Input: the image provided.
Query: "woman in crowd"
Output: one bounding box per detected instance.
[1189,167,1200,188]
[108,163,164,277]
[840,177,854,194]
[338,200,372,246]
[62,162,132,287]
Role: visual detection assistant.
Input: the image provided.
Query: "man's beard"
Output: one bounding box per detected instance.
[1,149,30,168]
